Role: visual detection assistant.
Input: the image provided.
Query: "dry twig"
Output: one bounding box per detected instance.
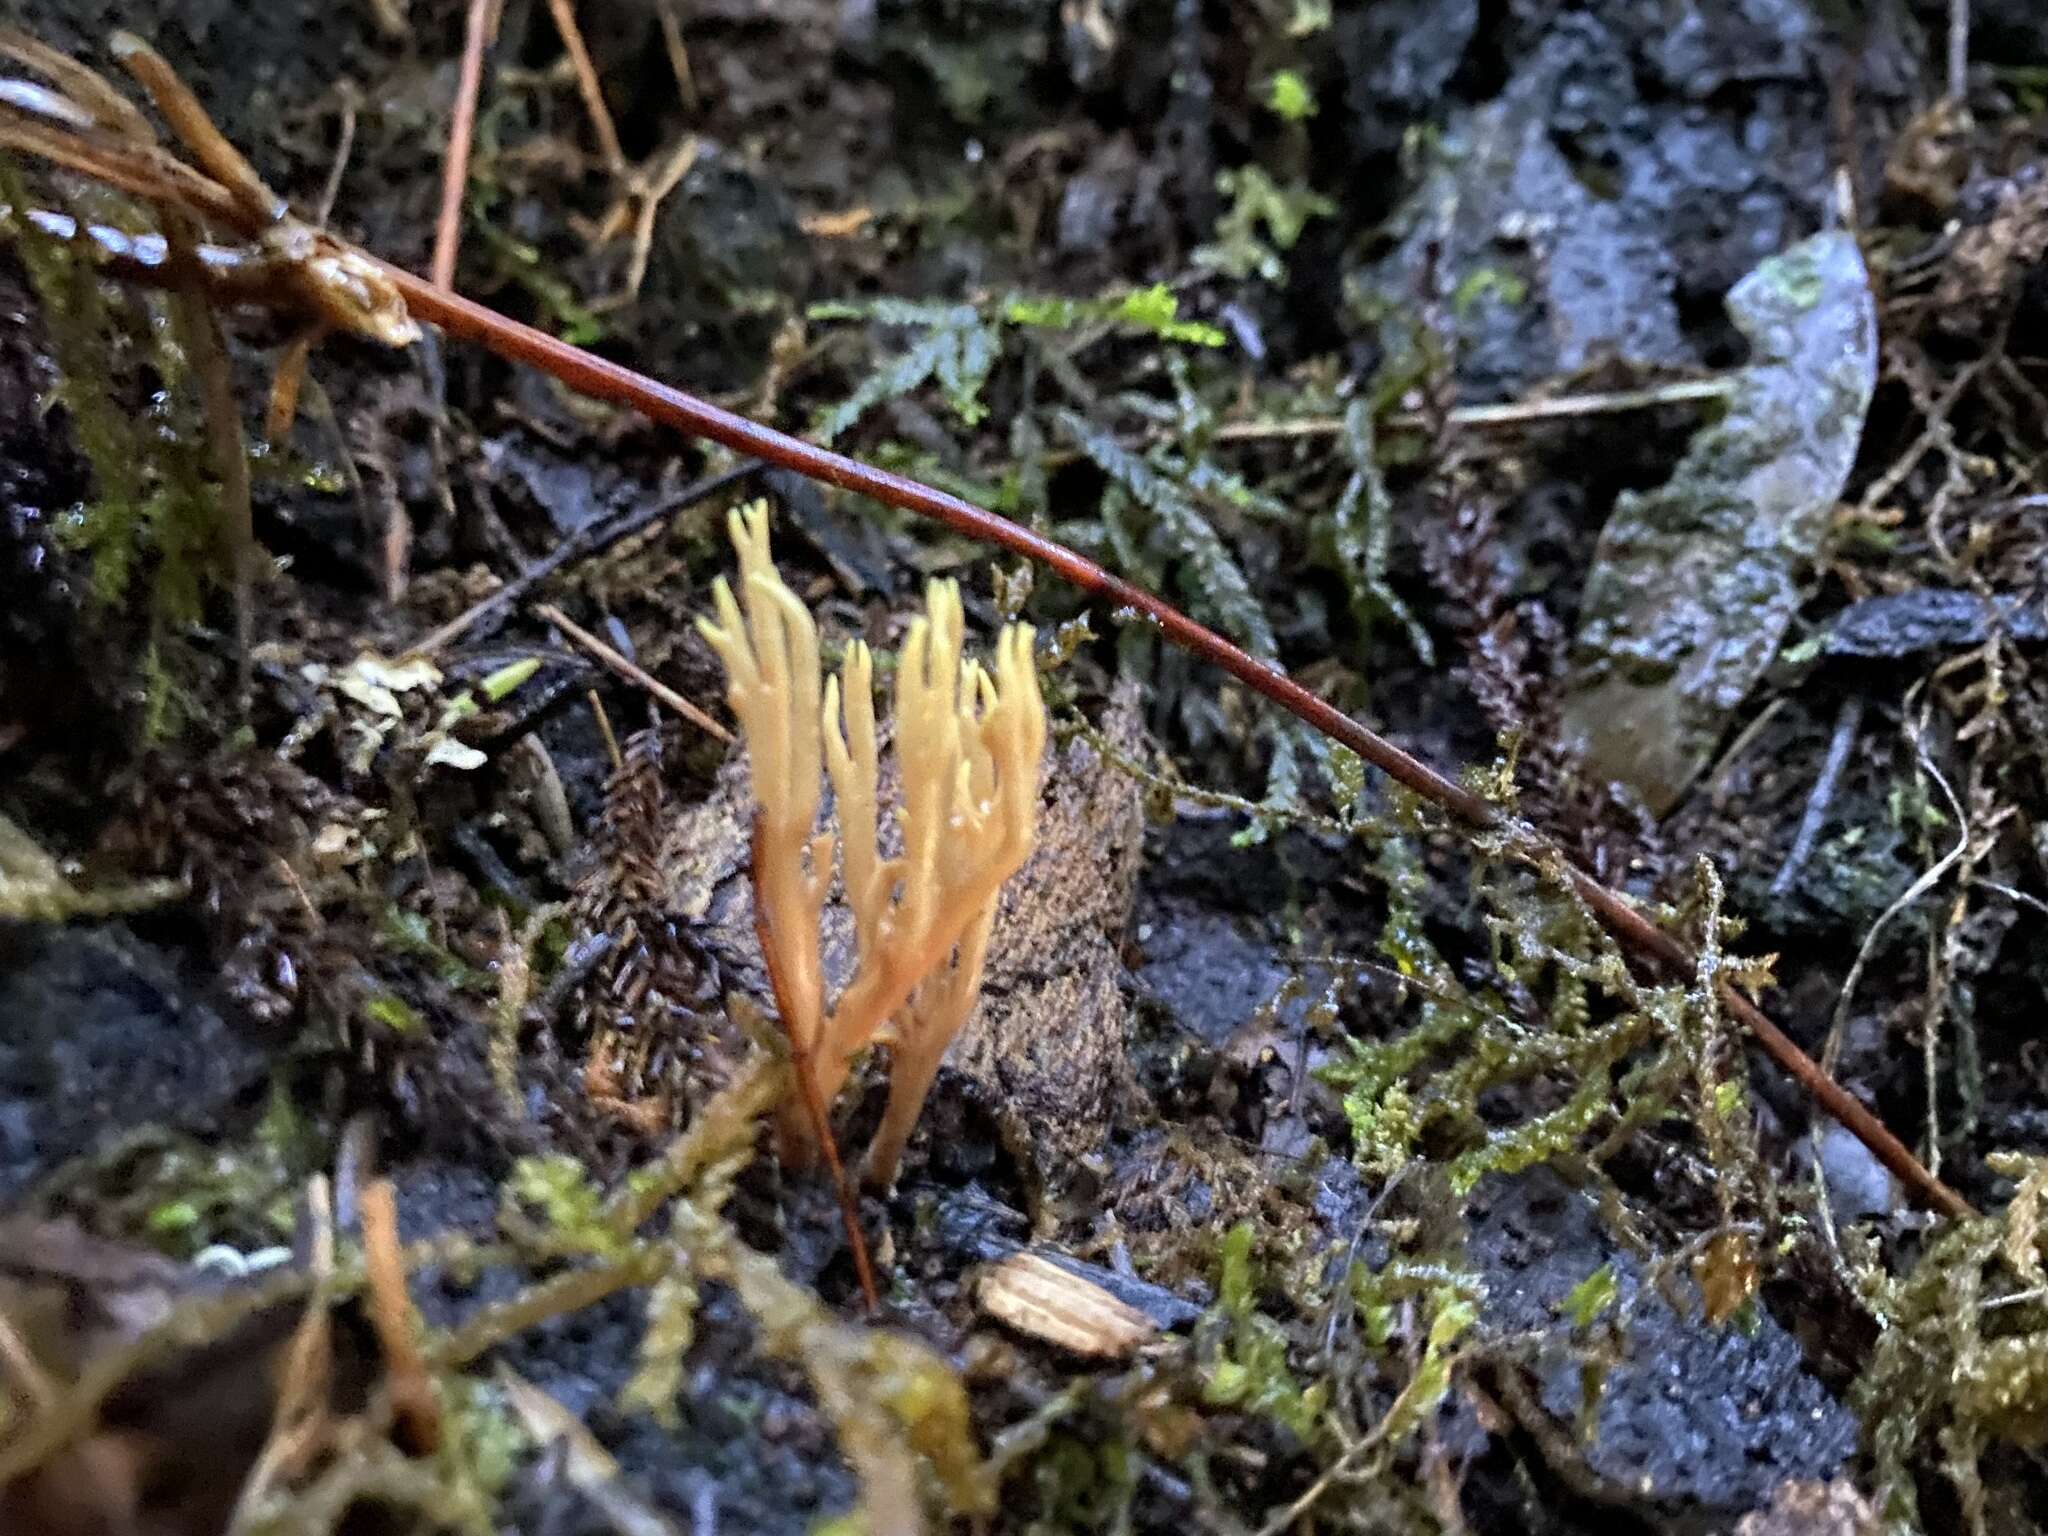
[410,461,759,654]
[542,0,623,173]
[535,601,731,742]
[432,0,496,291]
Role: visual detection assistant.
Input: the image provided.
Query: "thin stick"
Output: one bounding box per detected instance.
[410,462,759,654]
[542,0,623,173]
[1770,696,1863,898]
[1223,376,1738,443]
[535,601,732,742]
[312,81,357,228]
[0,1306,56,1409]
[1028,377,1739,472]
[655,0,697,113]
[432,0,494,291]
[232,1174,336,1518]
[383,265,1971,1221]
[587,687,623,772]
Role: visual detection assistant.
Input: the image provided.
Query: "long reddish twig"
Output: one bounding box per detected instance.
[0,42,1966,1218]
[376,266,1971,1221]
[431,0,494,291]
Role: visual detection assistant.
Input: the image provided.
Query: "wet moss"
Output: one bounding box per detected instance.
[1199,1223,1330,1442]
[1,155,239,734]
[1855,1155,2048,1534]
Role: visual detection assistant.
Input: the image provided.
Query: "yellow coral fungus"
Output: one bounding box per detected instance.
[697,502,1046,1188]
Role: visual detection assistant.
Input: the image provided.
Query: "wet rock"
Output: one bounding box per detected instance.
[477,435,629,540]
[382,1151,855,1536]
[1560,231,1877,814]
[1362,19,1687,400]
[1355,0,1870,398]
[1134,813,1366,1050]
[493,1285,856,1536]
[1333,0,1479,163]
[1805,1122,1901,1224]
[1467,1167,1858,1517]
[1821,587,2048,661]
[1137,905,1293,1051]
[0,925,270,1204]
[1632,0,1820,91]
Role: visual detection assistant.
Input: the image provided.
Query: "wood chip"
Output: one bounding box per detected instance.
[800,206,874,238]
[975,1253,1156,1360]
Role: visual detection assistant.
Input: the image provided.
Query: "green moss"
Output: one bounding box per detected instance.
[1319,807,1740,1199]
[1450,266,1530,315]
[623,1267,700,1425]
[1200,1224,1329,1441]
[1265,70,1318,121]
[380,905,488,991]
[362,992,425,1037]
[440,1378,529,1501]
[1007,283,1226,347]
[808,298,999,441]
[1028,1432,1138,1533]
[3,156,241,729]
[1559,1264,1619,1329]
[501,1153,629,1260]
[1194,166,1334,284]
[65,1115,300,1260]
[1855,1158,2048,1534]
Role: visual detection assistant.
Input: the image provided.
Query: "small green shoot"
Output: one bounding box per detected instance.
[1266,70,1317,121]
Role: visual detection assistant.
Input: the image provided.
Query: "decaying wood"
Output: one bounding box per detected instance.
[976,1253,1157,1360]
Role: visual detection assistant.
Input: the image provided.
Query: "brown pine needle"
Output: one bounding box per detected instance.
[432,0,495,292]
[543,0,623,174]
[535,601,732,743]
